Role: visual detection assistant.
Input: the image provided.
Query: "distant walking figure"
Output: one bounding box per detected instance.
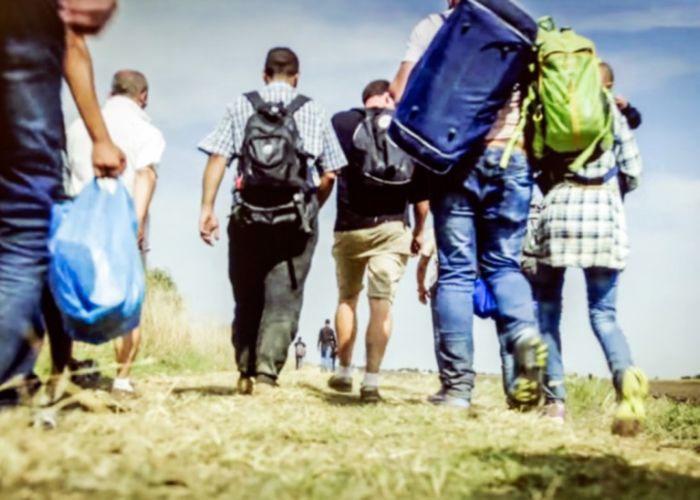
[294,337,307,370]
[317,320,336,372]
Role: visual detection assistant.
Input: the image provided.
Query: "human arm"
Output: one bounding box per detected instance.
[417,254,431,305]
[389,14,440,102]
[621,102,642,130]
[317,171,336,208]
[614,109,642,196]
[63,29,124,177]
[411,200,429,255]
[58,0,117,34]
[199,154,227,246]
[132,166,157,251]
[315,108,347,208]
[389,61,417,103]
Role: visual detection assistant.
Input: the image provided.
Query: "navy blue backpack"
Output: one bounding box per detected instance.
[389,0,537,174]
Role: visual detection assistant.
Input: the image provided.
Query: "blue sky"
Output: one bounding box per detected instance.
[67,0,700,379]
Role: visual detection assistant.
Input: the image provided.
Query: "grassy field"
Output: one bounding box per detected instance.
[0,273,698,499]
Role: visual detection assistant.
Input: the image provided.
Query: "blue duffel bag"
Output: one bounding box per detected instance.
[48,179,145,344]
[389,0,537,174]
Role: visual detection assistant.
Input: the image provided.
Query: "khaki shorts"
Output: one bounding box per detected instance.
[333,222,411,302]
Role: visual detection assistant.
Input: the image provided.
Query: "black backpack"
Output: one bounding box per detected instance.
[352,109,414,186]
[234,91,316,233]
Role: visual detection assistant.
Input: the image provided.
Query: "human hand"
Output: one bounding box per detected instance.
[418,284,429,305]
[92,139,125,178]
[411,231,423,256]
[58,0,118,34]
[199,206,220,246]
[615,95,629,110]
[136,222,146,252]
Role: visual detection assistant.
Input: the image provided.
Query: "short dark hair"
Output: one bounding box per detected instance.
[264,47,300,78]
[325,319,331,324]
[362,79,391,104]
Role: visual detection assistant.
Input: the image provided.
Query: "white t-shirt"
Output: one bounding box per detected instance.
[403,11,452,64]
[65,95,166,197]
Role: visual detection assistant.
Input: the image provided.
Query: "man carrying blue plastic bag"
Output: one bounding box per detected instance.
[52,70,165,394]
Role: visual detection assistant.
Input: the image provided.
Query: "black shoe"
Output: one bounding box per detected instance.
[360,385,382,403]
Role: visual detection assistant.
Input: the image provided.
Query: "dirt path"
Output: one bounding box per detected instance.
[0,370,698,499]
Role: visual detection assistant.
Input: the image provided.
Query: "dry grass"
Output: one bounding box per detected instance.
[3,271,698,499]
[0,368,699,499]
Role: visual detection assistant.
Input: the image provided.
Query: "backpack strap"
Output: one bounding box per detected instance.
[286,95,311,115]
[244,91,266,111]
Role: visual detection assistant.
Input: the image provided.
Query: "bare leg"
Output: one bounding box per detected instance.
[365,298,392,374]
[335,295,359,367]
[114,327,141,380]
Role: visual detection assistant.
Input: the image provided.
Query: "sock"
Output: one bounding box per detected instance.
[338,365,353,378]
[113,378,134,392]
[362,372,379,388]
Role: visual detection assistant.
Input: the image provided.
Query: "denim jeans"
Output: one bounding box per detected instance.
[430,147,537,399]
[0,12,66,385]
[532,265,634,402]
[320,345,333,371]
[228,214,318,380]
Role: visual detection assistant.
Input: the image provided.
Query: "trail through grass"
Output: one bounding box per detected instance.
[1,367,698,499]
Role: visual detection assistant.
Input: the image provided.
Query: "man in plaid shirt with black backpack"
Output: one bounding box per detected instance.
[198,47,345,395]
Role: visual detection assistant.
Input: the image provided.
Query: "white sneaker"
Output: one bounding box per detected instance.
[112,378,135,393]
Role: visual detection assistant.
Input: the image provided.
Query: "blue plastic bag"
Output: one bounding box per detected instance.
[49,179,145,344]
[473,277,497,319]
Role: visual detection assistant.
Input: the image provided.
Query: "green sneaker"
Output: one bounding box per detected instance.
[612,367,648,437]
[327,374,353,393]
[509,334,548,408]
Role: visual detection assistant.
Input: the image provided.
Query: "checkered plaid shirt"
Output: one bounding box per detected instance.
[527,105,642,270]
[198,81,346,187]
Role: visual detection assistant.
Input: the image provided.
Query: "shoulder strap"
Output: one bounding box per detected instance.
[286,95,311,115]
[244,91,266,111]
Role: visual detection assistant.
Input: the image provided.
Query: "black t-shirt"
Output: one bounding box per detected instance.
[318,326,335,347]
[331,108,428,232]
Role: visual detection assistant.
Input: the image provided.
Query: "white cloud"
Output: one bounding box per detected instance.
[597,50,696,95]
[576,4,700,33]
[60,1,700,379]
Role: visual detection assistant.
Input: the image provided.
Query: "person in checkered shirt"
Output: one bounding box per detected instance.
[197,47,346,395]
[527,97,649,436]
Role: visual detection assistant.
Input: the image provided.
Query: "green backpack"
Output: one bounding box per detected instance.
[502,17,613,171]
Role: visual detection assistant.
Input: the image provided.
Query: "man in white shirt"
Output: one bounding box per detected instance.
[64,69,165,393]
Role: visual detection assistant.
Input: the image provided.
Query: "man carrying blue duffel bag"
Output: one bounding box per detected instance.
[390,0,547,410]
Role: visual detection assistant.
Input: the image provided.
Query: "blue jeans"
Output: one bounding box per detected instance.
[430,147,537,399]
[1,18,66,385]
[320,345,333,371]
[532,265,634,402]
[430,287,516,396]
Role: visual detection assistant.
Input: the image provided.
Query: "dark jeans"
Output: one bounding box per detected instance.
[532,265,634,402]
[228,214,318,380]
[0,11,65,385]
[430,147,537,399]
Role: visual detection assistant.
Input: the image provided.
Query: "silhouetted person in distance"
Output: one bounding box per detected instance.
[294,337,307,370]
[317,319,336,372]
